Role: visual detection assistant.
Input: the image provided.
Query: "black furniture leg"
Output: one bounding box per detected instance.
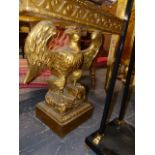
[98,0,134,135]
[85,42,135,155]
[85,0,134,154]
[118,39,135,122]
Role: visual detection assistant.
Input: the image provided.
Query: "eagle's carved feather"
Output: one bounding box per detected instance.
[24,20,103,91]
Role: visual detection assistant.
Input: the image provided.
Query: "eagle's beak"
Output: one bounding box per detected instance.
[23,65,39,84]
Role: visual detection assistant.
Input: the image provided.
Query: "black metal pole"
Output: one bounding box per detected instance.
[118,38,135,121]
[98,0,134,134]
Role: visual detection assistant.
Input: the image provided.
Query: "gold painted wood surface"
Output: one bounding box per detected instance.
[36,101,93,137]
[105,0,135,90]
[107,0,128,65]
[20,0,124,34]
[121,6,135,65]
[19,0,127,136]
[108,0,135,66]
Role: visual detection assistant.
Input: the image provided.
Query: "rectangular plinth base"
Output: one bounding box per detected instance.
[85,119,135,155]
[36,101,93,137]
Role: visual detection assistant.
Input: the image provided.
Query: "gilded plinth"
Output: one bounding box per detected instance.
[36,84,93,137]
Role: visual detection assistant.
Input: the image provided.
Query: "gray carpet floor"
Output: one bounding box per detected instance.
[19,68,135,155]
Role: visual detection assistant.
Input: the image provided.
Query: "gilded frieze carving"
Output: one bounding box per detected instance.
[20,0,123,34]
